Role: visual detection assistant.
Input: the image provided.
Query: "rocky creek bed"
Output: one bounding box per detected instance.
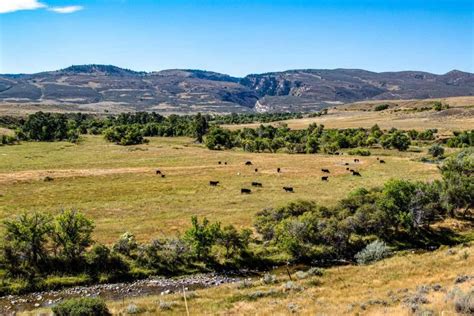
[0,273,241,314]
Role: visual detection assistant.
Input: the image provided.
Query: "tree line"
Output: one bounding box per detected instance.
[0,149,471,295]
[205,124,414,153]
[1,112,471,151]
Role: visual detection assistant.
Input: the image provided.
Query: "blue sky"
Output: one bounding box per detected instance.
[0,0,473,76]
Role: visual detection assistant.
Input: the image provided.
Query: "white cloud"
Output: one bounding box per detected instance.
[48,5,83,14]
[0,0,46,14]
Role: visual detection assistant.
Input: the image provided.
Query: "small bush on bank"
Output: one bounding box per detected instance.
[355,240,391,265]
[52,297,110,316]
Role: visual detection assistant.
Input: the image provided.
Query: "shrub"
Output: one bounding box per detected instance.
[0,134,18,146]
[348,148,371,156]
[52,297,110,316]
[261,273,277,284]
[125,303,144,314]
[306,267,324,276]
[374,104,390,111]
[454,289,474,314]
[354,240,391,265]
[244,289,280,301]
[428,144,444,158]
[113,232,138,257]
[158,300,176,311]
[282,281,304,292]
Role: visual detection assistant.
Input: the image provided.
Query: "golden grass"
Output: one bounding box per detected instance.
[0,136,440,244]
[23,242,472,315]
[224,96,474,134]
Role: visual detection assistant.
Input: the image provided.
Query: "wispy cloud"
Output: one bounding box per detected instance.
[48,5,83,14]
[0,0,83,14]
[0,0,46,14]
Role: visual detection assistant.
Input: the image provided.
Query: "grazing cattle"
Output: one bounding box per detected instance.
[224,162,228,165]
[321,168,330,173]
[251,182,263,187]
[209,181,219,186]
[376,157,379,160]
[354,159,360,163]
[380,160,386,164]
[344,162,349,166]
[161,174,166,178]
[255,168,258,172]
[155,170,162,175]
[218,161,221,165]
[283,186,294,192]
[346,167,350,170]
[352,171,361,177]
[241,188,251,194]
[335,152,340,155]
[277,168,281,173]
[321,176,329,181]
[349,169,355,172]
[245,161,252,165]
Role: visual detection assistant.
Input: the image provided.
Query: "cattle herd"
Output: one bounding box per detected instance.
[155,157,387,195]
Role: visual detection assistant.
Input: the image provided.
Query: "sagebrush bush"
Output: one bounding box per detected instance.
[354,240,391,265]
[261,273,277,284]
[52,297,110,316]
[454,289,474,314]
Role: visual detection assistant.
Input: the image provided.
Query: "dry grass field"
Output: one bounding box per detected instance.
[0,136,440,244]
[105,243,474,315]
[224,96,474,134]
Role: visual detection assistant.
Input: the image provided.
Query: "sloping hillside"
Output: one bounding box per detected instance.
[0,65,473,114]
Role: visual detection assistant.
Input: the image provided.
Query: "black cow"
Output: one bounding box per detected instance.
[376,157,379,160]
[241,188,251,194]
[321,168,330,173]
[335,152,340,155]
[352,171,361,177]
[161,174,166,178]
[255,168,258,172]
[349,169,355,172]
[380,160,386,164]
[354,159,360,163]
[346,167,350,170]
[251,182,263,187]
[283,186,294,192]
[156,170,162,175]
[224,162,228,165]
[209,181,219,186]
[218,161,221,165]
[277,168,281,173]
[245,161,252,165]
[344,162,349,166]
[321,176,329,181]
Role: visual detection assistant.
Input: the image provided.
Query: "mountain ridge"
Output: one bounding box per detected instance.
[0,65,473,113]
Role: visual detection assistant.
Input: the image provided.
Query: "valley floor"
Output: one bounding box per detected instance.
[0,136,441,243]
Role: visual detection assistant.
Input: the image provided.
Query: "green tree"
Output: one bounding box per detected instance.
[52,210,94,262]
[217,225,252,259]
[1,212,52,278]
[184,216,221,260]
[440,149,474,217]
[205,127,234,150]
[193,113,209,143]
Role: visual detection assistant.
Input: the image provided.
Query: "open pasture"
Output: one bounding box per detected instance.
[0,136,439,244]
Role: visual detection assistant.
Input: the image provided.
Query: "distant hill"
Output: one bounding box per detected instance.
[0,65,473,113]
